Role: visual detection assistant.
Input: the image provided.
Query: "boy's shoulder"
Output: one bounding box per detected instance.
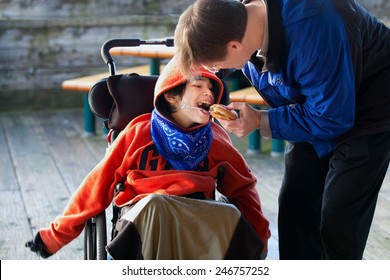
[211,122,231,142]
[122,113,152,133]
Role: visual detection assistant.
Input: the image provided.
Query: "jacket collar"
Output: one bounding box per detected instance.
[250,0,283,73]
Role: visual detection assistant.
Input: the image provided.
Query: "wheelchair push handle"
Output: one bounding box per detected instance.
[101,38,174,75]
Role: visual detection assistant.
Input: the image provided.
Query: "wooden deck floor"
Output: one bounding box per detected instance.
[0,109,389,260]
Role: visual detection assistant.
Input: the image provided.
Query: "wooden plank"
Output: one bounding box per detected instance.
[0,116,36,259]
[229,86,268,106]
[0,117,18,191]
[0,190,39,260]
[364,223,390,260]
[62,64,165,92]
[110,45,175,59]
[63,110,108,162]
[33,111,105,192]
[364,178,390,260]
[1,113,83,259]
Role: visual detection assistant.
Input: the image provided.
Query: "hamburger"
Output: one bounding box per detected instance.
[209,104,238,121]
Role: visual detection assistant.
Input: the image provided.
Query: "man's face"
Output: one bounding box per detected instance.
[203,41,255,72]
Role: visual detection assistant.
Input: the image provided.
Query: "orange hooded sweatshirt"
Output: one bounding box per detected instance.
[40,57,270,255]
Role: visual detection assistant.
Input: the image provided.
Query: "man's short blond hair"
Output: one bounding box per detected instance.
[174,0,247,78]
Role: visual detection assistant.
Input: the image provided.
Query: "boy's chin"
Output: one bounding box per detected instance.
[192,119,210,127]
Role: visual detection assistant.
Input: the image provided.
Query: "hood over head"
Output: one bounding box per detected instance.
[153,56,224,119]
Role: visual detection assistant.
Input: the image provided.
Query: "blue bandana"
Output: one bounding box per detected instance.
[151,110,213,170]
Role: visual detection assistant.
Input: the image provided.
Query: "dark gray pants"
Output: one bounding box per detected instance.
[278,131,390,259]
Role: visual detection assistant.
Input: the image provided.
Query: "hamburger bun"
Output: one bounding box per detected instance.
[209,104,238,121]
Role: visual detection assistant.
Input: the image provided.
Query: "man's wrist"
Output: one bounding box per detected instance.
[259,110,271,139]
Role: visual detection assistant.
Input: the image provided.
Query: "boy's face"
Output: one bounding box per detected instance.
[171,77,216,128]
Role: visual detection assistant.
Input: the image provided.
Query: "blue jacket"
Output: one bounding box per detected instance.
[242,0,390,157]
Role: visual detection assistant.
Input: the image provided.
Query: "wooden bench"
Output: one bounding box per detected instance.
[229,86,268,106]
[62,64,154,92]
[229,86,285,156]
[61,64,164,135]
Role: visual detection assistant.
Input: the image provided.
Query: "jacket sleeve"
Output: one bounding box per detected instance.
[39,121,142,254]
[243,3,356,157]
[267,27,356,142]
[210,124,270,252]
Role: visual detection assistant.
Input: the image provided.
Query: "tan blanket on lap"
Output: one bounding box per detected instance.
[106,194,263,260]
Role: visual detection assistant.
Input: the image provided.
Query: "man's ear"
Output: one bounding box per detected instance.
[227,40,242,52]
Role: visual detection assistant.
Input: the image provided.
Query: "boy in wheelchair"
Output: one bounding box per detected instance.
[26,56,270,259]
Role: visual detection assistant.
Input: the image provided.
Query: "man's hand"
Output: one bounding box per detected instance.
[25,232,53,258]
[218,102,261,137]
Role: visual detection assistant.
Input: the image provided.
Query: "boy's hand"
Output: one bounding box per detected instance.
[25,232,53,258]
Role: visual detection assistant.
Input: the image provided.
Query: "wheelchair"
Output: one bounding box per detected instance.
[83,38,261,260]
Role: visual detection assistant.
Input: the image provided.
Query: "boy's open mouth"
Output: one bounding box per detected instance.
[197,101,212,112]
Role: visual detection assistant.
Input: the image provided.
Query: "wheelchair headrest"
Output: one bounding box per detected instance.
[88,73,158,131]
[88,77,114,119]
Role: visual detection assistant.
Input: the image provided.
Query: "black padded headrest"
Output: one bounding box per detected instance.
[88,77,114,119]
[88,73,158,131]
